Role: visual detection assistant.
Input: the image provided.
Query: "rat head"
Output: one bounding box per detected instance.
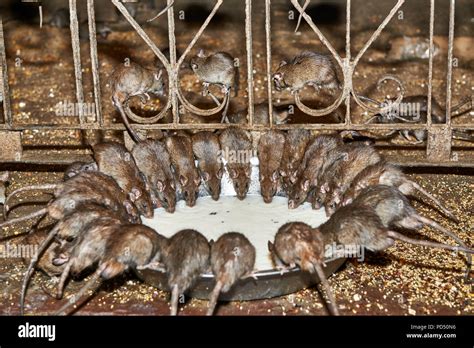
[324,189,343,217]
[342,184,361,207]
[272,60,289,91]
[179,171,201,207]
[190,49,207,74]
[287,177,310,209]
[229,165,251,200]
[260,170,279,204]
[123,200,141,224]
[150,69,165,96]
[200,166,223,201]
[269,222,323,271]
[155,179,177,213]
[129,187,154,219]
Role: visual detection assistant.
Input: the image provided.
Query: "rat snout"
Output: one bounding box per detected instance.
[263,195,273,204]
[272,73,283,91]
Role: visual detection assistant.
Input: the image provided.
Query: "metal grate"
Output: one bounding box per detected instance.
[0,0,472,166]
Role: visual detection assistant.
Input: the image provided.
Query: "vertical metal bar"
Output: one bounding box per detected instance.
[345,0,351,125]
[426,0,434,129]
[87,0,103,125]
[246,0,255,126]
[0,17,12,129]
[445,0,455,127]
[167,0,178,125]
[69,0,85,124]
[265,0,272,126]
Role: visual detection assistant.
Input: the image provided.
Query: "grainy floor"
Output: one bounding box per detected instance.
[0,0,472,316]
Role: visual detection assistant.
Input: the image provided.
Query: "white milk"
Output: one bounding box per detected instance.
[142,195,329,271]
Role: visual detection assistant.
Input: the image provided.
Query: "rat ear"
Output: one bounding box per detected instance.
[130,187,141,201]
[170,180,176,190]
[278,60,287,68]
[279,169,286,177]
[202,172,210,181]
[302,179,309,192]
[245,167,252,178]
[179,175,188,187]
[157,180,165,192]
[267,241,275,253]
[197,49,205,58]
[229,169,238,179]
[191,62,198,70]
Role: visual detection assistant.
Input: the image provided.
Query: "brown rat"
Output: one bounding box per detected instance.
[63,161,98,181]
[192,131,223,201]
[273,52,341,93]
[94,142,154,218]
[20,204,129,315]
[190,50,238,122]
[207,232,256,315]
[110,61,165,142]
[163,229,210,315]
[288,134,343,209]
[132,140,177,213]
[257,130,286,203]
[279,129,312,191]
[341,160,457,221]
[227,103,290,125]
[165,135,201,207]
[320,143,382,216]
[55,224,168,315]
[218,128,253,200]
[365,95,472,143]
[268,222,339,315]
[1,171,140,231]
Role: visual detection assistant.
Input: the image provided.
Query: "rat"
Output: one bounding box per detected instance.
[94,142,154,218]
[192,131,224,201]
[320,143,382,216]
[227,103,290,125]
[268,222,339,315]
[364,95,472,143]
[190,50,238,123]
[132,140,177,213]
[110,61,165,142]
[54,224,168,315]
[165,135,201,207]
[341,160,457,221]
[288,134,343,209]
[0,172,9,207]
[1,171,140,231]
[207,232,256,315]
[20,204,129,315]
[258,130,286,203]
[163,229,210,315]
[63,161,98,181]
[218,128,253,200]
[273,51,341,93]
[279,129,312,192]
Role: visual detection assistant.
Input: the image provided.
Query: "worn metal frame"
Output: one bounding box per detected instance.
[0,0,472,166]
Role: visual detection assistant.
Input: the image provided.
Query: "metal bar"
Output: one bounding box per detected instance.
[445,0,455,126]
[0,17,12,129]
[426,0,434,129]
[246,0,255,126]
[69,0,85,124]
[87,0,103,125]
[2,123,473,131]
[265,0,273,126]
[345,0,351,125]
[166,0,178,125]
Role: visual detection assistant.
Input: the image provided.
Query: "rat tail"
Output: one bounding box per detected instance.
[56,261,73,300]
[54,270,102,316]
[20,228,59,315]
[220,93,231,123]
[415,214,472,281]
[409,181,458,222]
[233,65,239,97]
[170,284,180,316]
[450,95,472,116]
[313,262,340,316]
[0,208,48,231]
[387,230,474,255]
[4,184,57,216]
[452,130,474,143]
[112,96,142,143]
[206,280,223,316]
[147,0,174,22]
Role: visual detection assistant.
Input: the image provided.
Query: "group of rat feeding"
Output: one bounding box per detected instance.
[1,126,472,316]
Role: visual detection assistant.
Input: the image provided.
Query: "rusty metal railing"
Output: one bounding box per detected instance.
[0,0,472,167]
